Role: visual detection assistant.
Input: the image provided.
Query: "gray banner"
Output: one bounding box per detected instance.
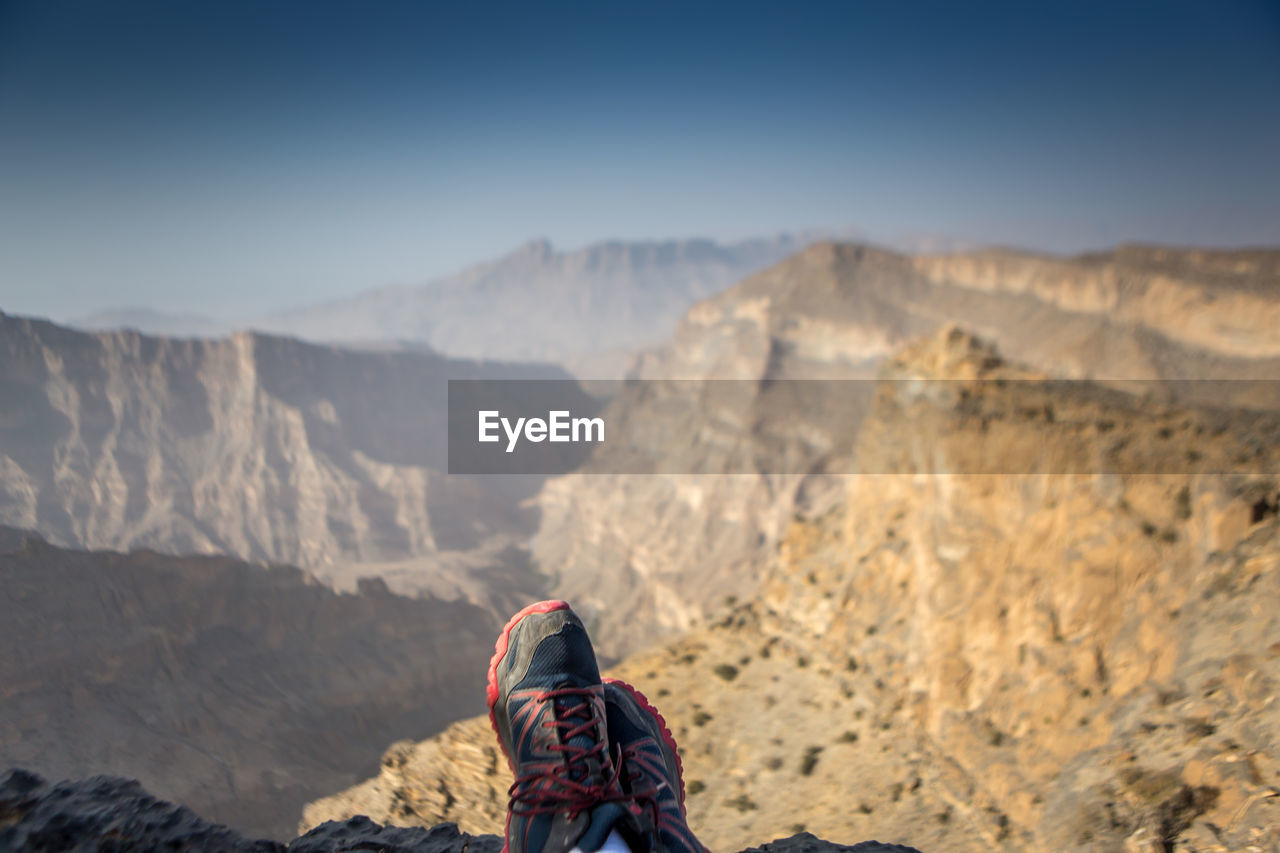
[447,379,1280,476]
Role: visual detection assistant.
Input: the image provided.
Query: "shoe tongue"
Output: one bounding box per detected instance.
[574,802,628,852]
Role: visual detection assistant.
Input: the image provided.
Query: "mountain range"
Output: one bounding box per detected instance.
[67,234,831,375]
[5,237,1280,853]
[252,234,834,374]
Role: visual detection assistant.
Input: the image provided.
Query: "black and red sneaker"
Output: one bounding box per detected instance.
[487,601,648,853]
[603,679,707,853]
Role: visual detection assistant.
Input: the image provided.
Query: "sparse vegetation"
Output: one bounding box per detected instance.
[800,745,824,776]
[727,794,758,812]
[1175,486,1192,520]
[713,663,739,681]
[1119,766,1183,804]
[687,780,705,796]
[1185,718,1216,739]
[692,711,713,727]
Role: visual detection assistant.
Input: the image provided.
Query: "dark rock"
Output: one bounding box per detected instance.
[0,770,916,853]
[0,769,284,852]
[288,818,502,853]
[740,833,922,853]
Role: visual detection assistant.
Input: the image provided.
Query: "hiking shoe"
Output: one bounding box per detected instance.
[603,678,706,853]
[487,601,644,853]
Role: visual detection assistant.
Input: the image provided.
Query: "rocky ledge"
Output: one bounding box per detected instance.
[0,769,921,853]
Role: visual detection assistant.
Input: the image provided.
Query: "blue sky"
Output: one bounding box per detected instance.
[1,0,1278,322]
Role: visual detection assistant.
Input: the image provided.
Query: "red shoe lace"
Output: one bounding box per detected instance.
[622,745,710,853]
[509,687,623,820]
[621,748,662,829]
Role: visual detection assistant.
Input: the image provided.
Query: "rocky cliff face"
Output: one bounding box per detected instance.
[532,244,1280,659]
[0,313,556,607]
[0,529,499,839]
[307,330,1280,852]
[632,242,1280,382]
[909,245,1280,360]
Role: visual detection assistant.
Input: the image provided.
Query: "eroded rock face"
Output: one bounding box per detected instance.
[307,331,1280,852]
[0,769,913,853]
[0,530,498,839]
[0,313,556,600]
[533,243,1280,660]
[726,331,1280,850]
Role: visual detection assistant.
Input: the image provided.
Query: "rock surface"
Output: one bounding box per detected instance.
[306,331,1280,852]
[0,769,916,853]
[0,768,283,853]
[300,717,506,837]
[0,529,498,839]
[0,313,557,607]
[533,243,1280,660]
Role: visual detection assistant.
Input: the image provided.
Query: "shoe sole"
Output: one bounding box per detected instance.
[603,677,688,815]
[485,599,573,777]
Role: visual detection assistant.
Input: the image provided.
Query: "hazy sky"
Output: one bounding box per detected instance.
[2,0,1278,322]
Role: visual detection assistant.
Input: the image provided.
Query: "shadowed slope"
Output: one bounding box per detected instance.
[0,530,497,838]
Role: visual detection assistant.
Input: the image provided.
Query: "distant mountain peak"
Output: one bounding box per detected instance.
[250,231,828,368]
[512,237,554,260]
